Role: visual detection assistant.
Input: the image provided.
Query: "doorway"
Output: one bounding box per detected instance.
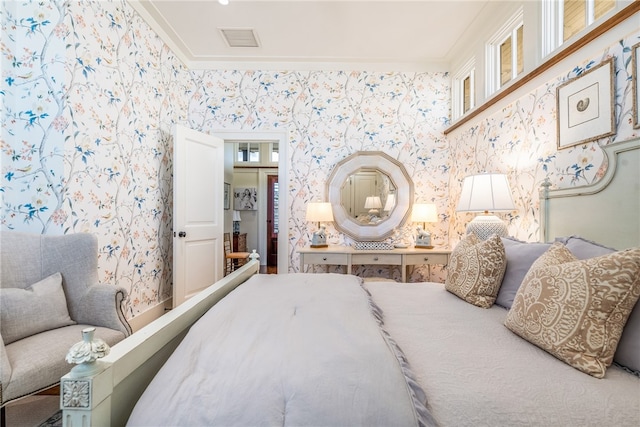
[267,174,278,272]
[215,130,288,274]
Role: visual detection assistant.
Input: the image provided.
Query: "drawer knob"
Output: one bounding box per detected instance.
[322,257,327,261]
[424,257,429,261]
[373,256,379,261]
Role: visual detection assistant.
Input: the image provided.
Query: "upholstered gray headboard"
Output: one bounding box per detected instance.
[540,138,640,250]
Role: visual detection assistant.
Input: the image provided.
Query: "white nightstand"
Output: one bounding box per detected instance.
[298,246,450,282]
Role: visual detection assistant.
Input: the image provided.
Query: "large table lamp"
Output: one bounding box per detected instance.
[306,202,333,248]
[412,203,438,249]
[364,196,382,215]
[456,173,515,240]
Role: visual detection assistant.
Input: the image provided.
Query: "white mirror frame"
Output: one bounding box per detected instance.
[327,151,414,241]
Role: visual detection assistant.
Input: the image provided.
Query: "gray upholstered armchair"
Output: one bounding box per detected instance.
[0,231,131,413]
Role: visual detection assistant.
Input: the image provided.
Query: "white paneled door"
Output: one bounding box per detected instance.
[172,124,224,307]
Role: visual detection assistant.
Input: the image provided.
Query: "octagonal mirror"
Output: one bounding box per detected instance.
[327,151,413,241]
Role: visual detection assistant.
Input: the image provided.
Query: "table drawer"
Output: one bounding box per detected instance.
[352,253,402,265]
[405,253,449,265]
[303,253,349,265]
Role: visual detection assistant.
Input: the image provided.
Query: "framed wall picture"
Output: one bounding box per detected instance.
[633,42,640,129]
[223,182,230,210]
[556,58,615,149]
[234,187,257,210]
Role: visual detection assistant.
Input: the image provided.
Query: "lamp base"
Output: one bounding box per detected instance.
[466,215,508,240]
[311,232,327,248]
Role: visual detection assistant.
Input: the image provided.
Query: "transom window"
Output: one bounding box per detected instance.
[486,8,524,95]
[564,0,615,40]
[499,25,524,86]
[235,141,279,166]
[542,0,616,56]
[452,58,475,120]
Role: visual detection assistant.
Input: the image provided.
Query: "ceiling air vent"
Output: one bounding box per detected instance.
[219,28,260,48]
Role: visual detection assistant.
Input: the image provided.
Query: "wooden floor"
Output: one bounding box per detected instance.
[260,265,277,274]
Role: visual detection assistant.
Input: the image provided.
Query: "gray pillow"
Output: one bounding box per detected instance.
[616,304,640,374]
[555,235,615,259]
[496,238,551,309]
[0,272,75,345]
[555,236,639,374]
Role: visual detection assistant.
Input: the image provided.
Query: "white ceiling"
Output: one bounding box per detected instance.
[130,0,494,70]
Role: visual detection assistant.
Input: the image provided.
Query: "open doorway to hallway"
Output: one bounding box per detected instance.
[266,173,278,273]
[217,130,288,275]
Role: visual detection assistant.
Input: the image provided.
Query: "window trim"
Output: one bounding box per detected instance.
[542,0,618,57]
[452,58,476,120]
[445,2,639,134]
[486,7,524,96]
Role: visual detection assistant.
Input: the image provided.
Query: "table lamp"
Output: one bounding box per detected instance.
[412,203,438,249]
[232,210,241,234]
[306,202,333,248]
[456,173,515,240]
[364,196,382,215]
[383,193,396,215]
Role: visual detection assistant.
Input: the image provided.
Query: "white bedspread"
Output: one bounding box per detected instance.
[365,281,640,427]
[127,273,433,427]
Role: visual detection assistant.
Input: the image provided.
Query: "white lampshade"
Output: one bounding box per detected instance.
[411,203,438,224]
[383,194,396,212]
[232,210,241,222]
[306,202,334,223]
[456,173,515,240]
[456,173,515,212]
[306,202,333,248]
[412,203,438,249]
[364,196,382,210]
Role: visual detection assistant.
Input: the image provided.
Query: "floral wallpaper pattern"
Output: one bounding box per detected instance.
[1,0,188,316]
[448,35,640,244]
[187,69,452,281]
[1,0,638,318]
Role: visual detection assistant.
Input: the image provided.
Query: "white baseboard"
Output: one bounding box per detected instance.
[128,298,173,332]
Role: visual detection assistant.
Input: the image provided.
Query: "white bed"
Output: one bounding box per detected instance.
[60,138,640,426]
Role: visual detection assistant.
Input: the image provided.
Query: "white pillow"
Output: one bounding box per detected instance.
[1,272,75,344]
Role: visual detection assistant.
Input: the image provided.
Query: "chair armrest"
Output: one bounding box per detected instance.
[0,338,12,405]
[76,285,132,337]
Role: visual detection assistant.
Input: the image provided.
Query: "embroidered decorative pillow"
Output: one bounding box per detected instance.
[0,272,75,345]
[505,243,640,378]
[445,233,507,308]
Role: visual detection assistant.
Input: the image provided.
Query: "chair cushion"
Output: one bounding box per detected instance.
[3,325,125,403]
[1,273,75,345]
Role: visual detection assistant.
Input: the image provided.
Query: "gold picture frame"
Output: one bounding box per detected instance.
[556,58,616,149]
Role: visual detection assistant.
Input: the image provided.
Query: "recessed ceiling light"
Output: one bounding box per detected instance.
[218,0,229,5]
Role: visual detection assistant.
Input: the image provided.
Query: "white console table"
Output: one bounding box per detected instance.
[298,245,450,283]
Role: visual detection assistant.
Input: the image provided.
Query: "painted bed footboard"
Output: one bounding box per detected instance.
[60,257,260,427]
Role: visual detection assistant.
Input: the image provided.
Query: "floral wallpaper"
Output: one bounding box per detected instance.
[1,0,638,318]
[187,69,452,281]
[1,0,189,317]
[448,32,640,245]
